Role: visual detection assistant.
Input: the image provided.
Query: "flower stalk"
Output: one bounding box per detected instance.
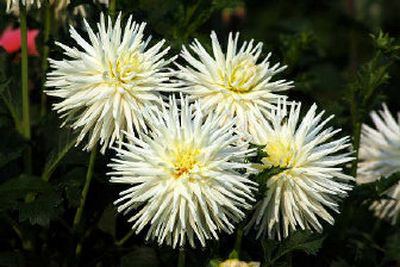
[229,227,243,259]
[177,249,185,267]
[109,0,116,21]
[115,229,134,247]
[73,145,97,229]
[20,1,32,174]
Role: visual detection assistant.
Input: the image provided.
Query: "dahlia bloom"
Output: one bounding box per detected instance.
[109,95,256,248]
[246,100,354,239]
[176,31,293,137]
[46,14,174,153]
[357,104,400,224]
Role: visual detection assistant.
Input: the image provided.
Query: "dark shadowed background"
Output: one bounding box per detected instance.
[0,0,399,266]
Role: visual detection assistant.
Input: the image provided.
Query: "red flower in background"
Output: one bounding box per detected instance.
[0,27,39,56]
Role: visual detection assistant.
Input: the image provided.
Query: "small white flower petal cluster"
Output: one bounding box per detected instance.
[245,101,354,240]
[46,14,174,153]
[6,0,108,16]
[176,31,293,137]
[358,104,400,224]
[6,0,41,12]
[109,96,256,248]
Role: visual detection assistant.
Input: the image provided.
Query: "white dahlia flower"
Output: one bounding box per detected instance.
[109,95,256,248]
[357,104,400,224]
[245,100,354,240]
[176,31,293,137]
[46,14,174,153]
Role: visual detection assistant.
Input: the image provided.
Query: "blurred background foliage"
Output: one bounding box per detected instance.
[0,0,400,266]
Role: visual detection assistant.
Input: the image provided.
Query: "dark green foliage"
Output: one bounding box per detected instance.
[18,186,63,226]
[384,231,400,263]
[0,0,400,266]
[262,231,325,266]
[121,246,160,267]
[253,166,287,198]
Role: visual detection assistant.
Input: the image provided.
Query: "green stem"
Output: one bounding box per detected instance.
[42,138,75,182]
[351,120,361,177]
[75,242,82,258]
[40,0,51,116]
[229,227,243,259]
[20,1,32,174]
[73,146,97,229]
[109,0,116,21]
[177,249,185,267]
[115,229,134,247]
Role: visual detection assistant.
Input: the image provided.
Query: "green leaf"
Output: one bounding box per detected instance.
[247,143,268,164]
[0,175,63,226]
[55,168,85,208]
[41,131,76,182]
[18,189,63,226]
[97,204,116,238]
[0,128,26,169]
[121,246,160,267]
[228,249,239,260]
[262,238,279,263]
[0,175,52,210]
[277,230,325,256]
[207,259,221,267]
[0,251,25,267]
[254,166,287,198]
[370,30,400,58]
[268,231,325,265]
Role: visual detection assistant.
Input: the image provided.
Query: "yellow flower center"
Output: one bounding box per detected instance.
[173,147,200,179]
[224,57,258,93]
[262,139,297,169]
[108,50,145,86]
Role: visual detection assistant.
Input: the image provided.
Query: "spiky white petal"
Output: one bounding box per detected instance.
[246,100,354,240]
[46,13,175,153]
[109,95,256,248]
[176,31,293,137]
[357,104,400,224]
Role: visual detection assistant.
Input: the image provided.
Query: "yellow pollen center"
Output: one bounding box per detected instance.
[262,139,296,169]
[224,57,258,93]
[173,148,200,179]
[108,51,144,86]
